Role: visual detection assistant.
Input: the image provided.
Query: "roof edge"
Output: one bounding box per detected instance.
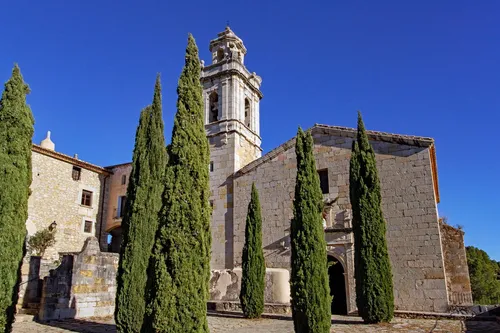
[235,124,436,177]
[32,144,111,175]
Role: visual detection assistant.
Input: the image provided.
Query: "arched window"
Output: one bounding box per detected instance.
[209,92,219,123]
[244,98,251,127]
[121,174,126,185]
[216,49,224,62]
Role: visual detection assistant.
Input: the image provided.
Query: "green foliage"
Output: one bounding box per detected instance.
[349,112,394,323]
[466,246,500,305]
[27,228,56,257]
[0,65,34,333]
[290,128,331,333]
[240,183,265,319]
[144,34,211,333]
[115,75,167,333]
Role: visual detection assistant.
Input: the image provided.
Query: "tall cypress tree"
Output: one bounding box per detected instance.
[115,75,166,333]
[290,128,331,333]
[0,65,34,333]
[349,112,394,323]
[240,183,265,319]
[144,34,211,333]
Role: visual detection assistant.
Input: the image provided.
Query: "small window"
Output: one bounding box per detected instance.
[318,169,329,194]
[72,166,81,181]
[209,92,219,123]
[121,174,126,185]
[81,190,93,207]
[209,161,214,172]
[83,220,93,233]
[117,196,127,218]
[210,200,214,215]
[216,48,224,62]
[244,98,251,127]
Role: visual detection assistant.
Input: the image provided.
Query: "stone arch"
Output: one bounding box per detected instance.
[216,48,225,62]
[107,225,123,253]
[209,92,219,123]
[327,250,349,315]
[244,98,251,128]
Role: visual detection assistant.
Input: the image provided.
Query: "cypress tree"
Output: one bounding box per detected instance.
[115,75,167,332]
[290,128,331,333]
[0,65,34,333]
[349,112,394,323]
[144,34,211,333]
[115,75,167,333]
[240,183,265,319]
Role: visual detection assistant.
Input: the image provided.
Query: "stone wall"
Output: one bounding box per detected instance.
[232,127,449,312]
[440,222,473,306]
[20,149,107,309]
[209,268,290,304]
[208,132,238,269]
[38,237,119,321]
[28,151,104,259]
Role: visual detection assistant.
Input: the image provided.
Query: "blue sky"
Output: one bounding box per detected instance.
[1,1,499,260]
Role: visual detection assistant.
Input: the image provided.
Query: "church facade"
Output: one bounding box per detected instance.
[24,27,472,315]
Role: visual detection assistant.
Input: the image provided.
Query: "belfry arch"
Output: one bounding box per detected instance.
[209,91,219,123]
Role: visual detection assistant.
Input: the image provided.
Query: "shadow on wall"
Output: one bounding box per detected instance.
[37,237,119,322]
[21,256,43,310]
[38,255,76,320]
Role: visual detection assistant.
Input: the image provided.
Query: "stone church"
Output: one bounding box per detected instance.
[22,27,472,317]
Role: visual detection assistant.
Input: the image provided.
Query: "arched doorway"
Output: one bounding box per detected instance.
[328,255,347,315]
[108,226,123,253]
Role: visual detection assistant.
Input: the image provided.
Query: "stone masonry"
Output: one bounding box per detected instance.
[38,237,119,321]
[440,221,473,306]
[19,142,110,311]
[28,147,107,259]
[202,26,263,269]
[232,125,451,313]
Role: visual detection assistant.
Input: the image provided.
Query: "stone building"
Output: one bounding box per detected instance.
[20,131,111,313]
[22,27,472,316]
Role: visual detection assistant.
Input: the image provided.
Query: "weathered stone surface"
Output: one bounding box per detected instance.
[19,148,107,309]
[210,268,290,304]
[232,129,452,313]
[38,237,119,321]
[440,222,473,306]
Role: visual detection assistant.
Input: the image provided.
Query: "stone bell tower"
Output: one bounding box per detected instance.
[201,26,263,269]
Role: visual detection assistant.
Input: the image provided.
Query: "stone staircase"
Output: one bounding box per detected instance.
[17,302,40,316]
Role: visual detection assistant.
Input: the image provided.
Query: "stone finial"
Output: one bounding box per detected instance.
[40,131,55,151]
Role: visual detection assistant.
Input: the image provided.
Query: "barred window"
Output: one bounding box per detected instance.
[72,166,81,181]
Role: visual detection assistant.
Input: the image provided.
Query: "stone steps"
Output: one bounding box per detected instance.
[15,314,35,322]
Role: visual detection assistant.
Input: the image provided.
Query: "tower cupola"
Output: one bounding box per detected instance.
[209,26,247,65]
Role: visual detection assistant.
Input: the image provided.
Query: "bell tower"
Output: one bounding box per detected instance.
[201,26,263,269]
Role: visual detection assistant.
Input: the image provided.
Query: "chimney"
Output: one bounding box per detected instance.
[74,154,78,160]
[40,131,55,151]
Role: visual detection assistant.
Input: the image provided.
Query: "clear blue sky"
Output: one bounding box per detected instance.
[1,1,499,260]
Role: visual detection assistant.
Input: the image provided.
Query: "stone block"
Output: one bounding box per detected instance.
[210,268,290,304]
